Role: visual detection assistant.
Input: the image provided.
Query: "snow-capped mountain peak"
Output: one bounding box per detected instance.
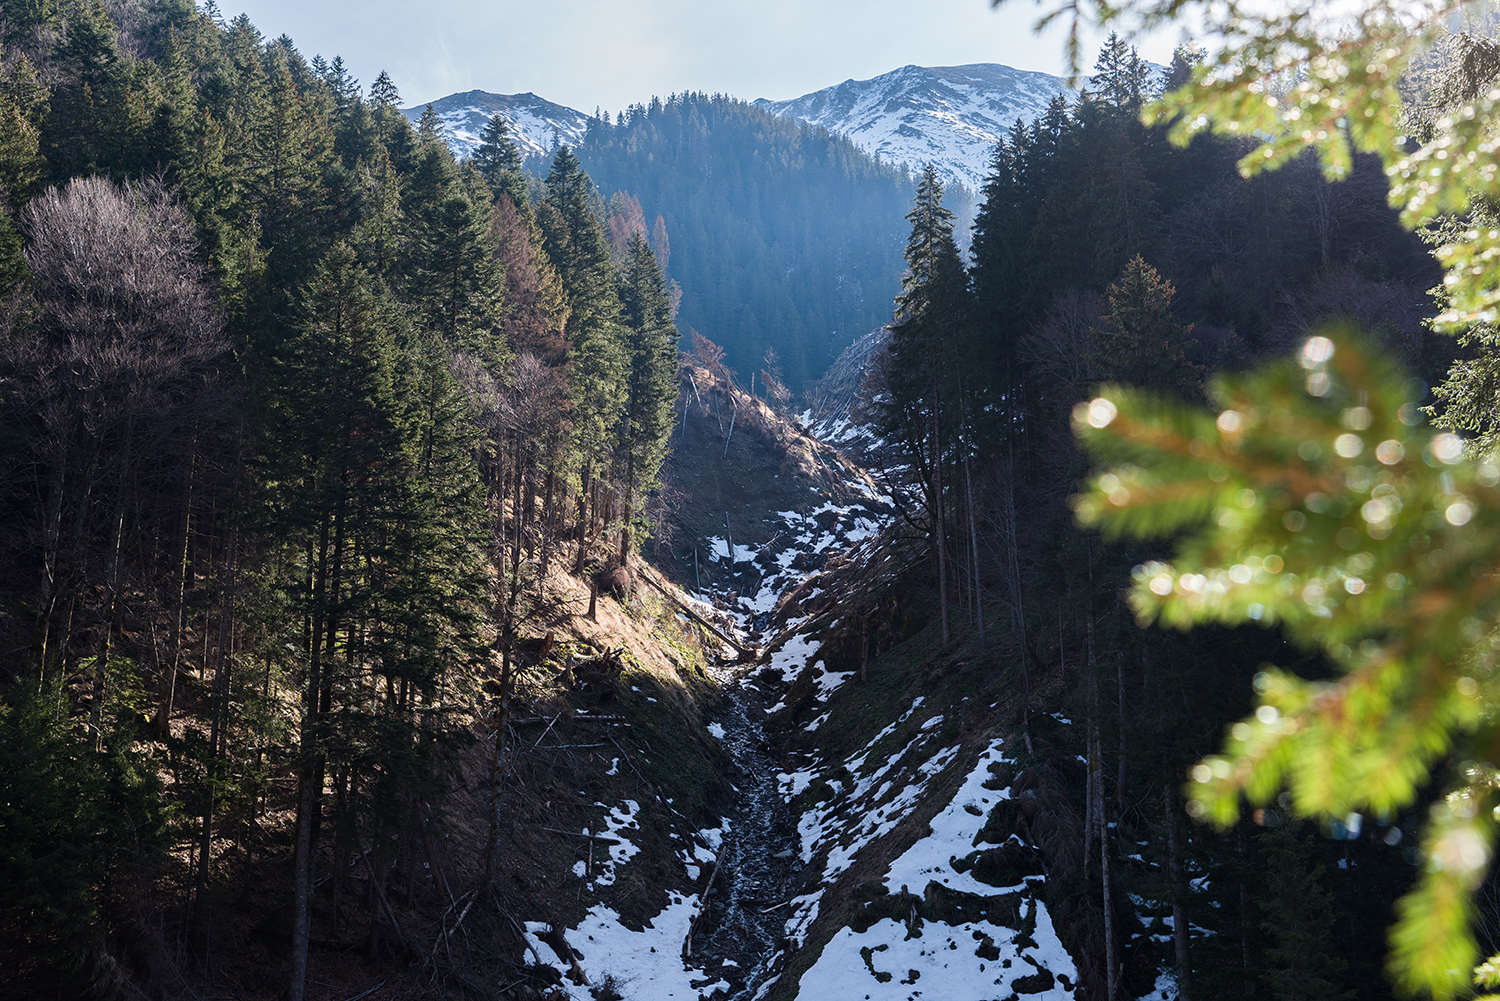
[401,90,591,160]
[753,63,1073,192]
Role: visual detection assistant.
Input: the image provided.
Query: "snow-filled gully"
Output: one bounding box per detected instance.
[518,466,1079,999]
[688,679,801,1000]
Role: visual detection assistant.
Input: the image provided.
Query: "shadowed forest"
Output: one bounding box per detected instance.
[1,1,1496,999]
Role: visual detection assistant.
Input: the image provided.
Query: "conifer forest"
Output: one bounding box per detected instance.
[11,1,1500,1000]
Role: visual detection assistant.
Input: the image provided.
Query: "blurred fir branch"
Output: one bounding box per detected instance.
[1076,330,1500,997]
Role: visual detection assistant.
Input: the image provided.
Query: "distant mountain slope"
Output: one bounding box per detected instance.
[577,95,913,392]
[400,90,590,159]
[403,89,911,391]
[754,63,1072,190]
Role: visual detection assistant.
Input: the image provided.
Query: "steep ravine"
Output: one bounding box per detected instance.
[510,361,1084,1001]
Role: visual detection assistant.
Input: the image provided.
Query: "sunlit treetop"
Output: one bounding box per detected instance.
[994,0,1500,329]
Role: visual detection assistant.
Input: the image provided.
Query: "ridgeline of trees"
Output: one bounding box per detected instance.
[0,2,679,997]
[866,34,1451,1001]
[574,93,914,392]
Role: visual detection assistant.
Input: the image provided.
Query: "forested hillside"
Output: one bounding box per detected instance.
[0,2,683,998]
[821,34,1456,1001]
[9,0,1500,999]
[574,95,914,392]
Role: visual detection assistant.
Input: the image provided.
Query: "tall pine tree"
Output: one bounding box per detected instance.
[615,231,679,562]
[878,165,972,642]
[473,112,528,213]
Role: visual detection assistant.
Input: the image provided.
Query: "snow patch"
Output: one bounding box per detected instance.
[813,666,854,699]
[524,894,714,1000]
[708,536,758,563]
[580,800,642,888]
[755,63,1073,191]
[884,739,1014,896]
[796,909,1077,1001]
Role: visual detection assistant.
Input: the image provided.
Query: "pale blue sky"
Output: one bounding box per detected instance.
[227,0,1182,112]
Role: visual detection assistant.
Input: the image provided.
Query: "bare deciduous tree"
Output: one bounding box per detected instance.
[2,174,228,721]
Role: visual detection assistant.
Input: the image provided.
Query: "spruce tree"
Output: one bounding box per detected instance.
[400,144,505,369]
[367,70,404,152]
[355,149,402,283]
[0,97,43,209]
[151,28,198,185]
[878,164,971,642]
[1092,32,1154,111]
[247,50,335,292]
[489,191,570,363]
[543,145,620,330]
[615,231,680,561]
[886,164,970,407]
[368,69,399,110]
[473,112,528,211]
[1256,824,1353,1001]
[0,209,25,322]
[44,0,126,179]
[542,145,628,492]
[256,242,410,1001]
[416,102,443,144]
[1094,255,1203,399]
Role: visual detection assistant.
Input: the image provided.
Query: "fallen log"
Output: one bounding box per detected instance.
[635,564,757,660]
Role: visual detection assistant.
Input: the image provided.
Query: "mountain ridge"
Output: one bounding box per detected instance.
[753,62,1072,191]
[400,88,590,159]
[407,61,1072,194]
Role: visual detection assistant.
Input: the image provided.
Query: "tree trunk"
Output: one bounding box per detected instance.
[481,638,514,891]
[288,513,331,1001]
[1089,568,1116,1001]
[1100,733,1117,1001]
[1238,831,1251,975]
[58,436,98,677]
[589,474,600,540]
[1003,451,1029,728]
[617,454,635,566]
[575,464,591,577]
[1085,680,1096,876]
[32,446,67,676]
[965,457,983,639]
[1117,650,1129,812]
[522,455,537,555]
[332,767,350,932]
[198,433,243,927]
[539,465,556,583]
[1097,715,1117,1001]
[287,763,319,1001]
[931,381,949,644]
[156,445,195,737]
[1166,784,1191,1001]
[95,417,134,748]
[509,431,524,626]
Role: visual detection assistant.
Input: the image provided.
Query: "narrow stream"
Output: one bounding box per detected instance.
[692,671,800,1001]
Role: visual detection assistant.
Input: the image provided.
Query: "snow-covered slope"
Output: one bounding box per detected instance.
[754,63,1071,191]
[400,90,590,160]
[408,62,1068,183]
